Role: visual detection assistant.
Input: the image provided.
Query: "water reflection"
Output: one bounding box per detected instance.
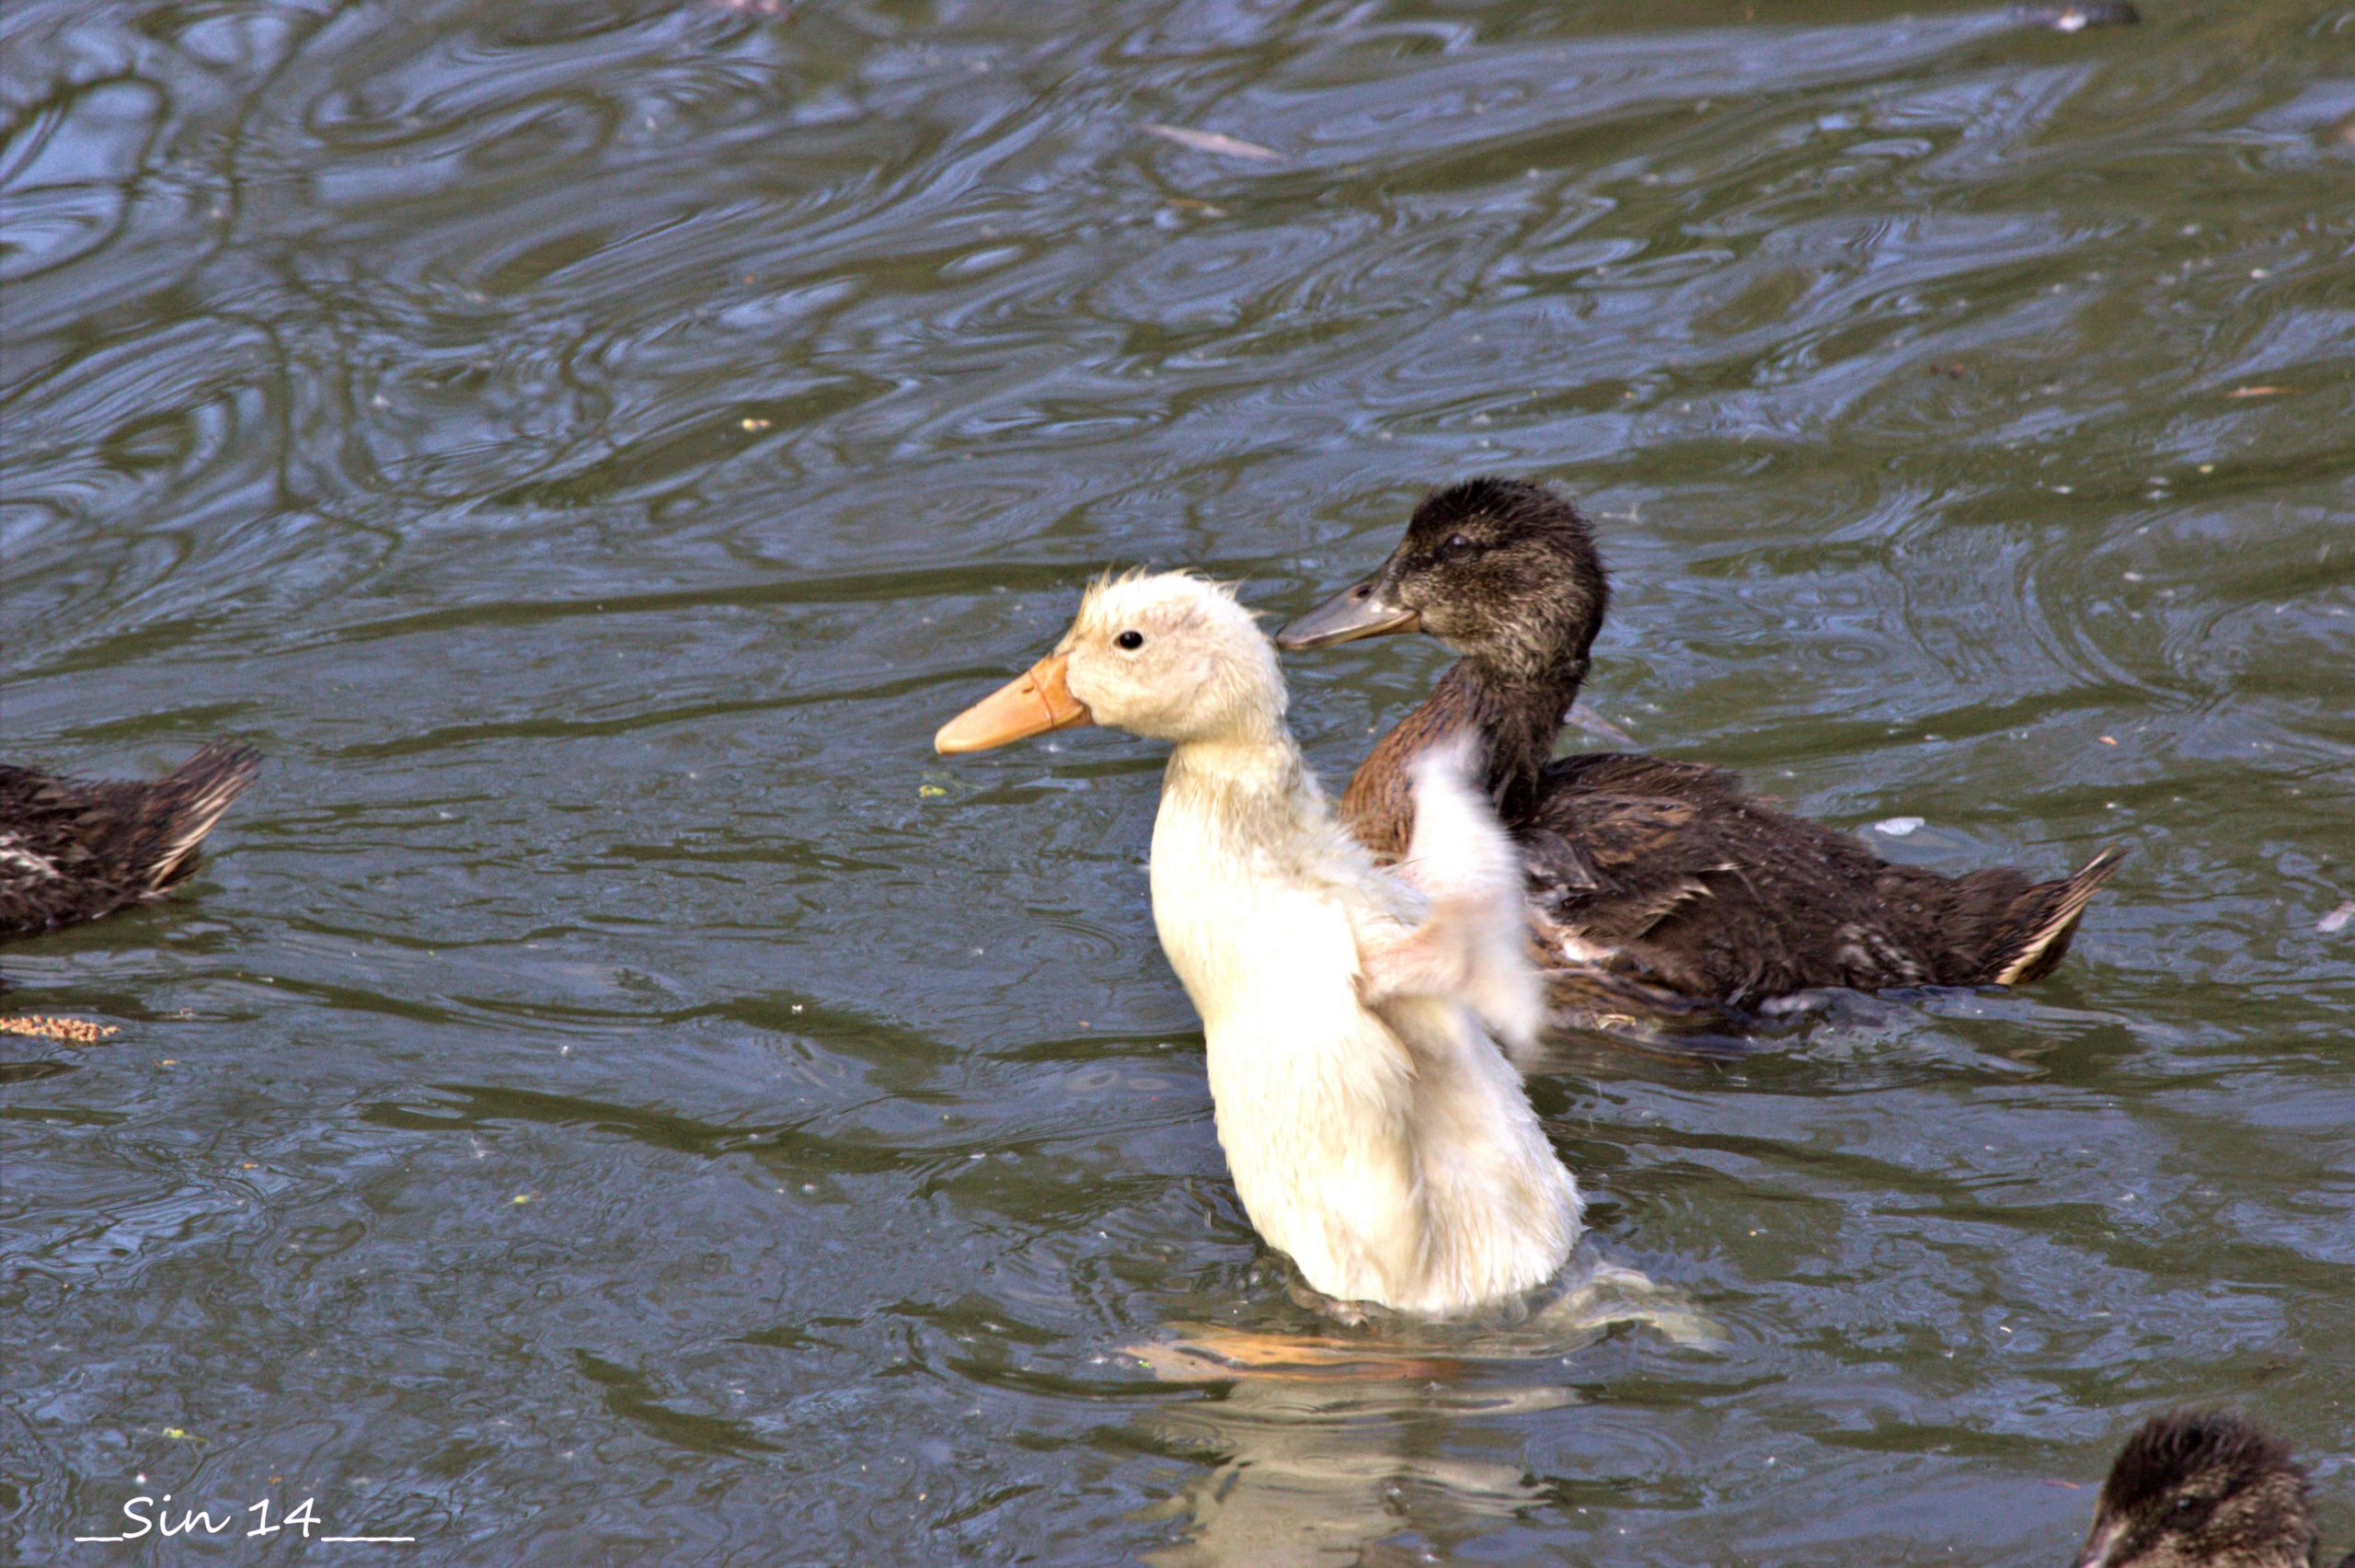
[1142,1371,1572,1568]
[1130,1256,1718,1564]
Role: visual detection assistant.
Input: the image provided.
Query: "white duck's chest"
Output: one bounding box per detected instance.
[1148,794,1349,1022]
[1147,794,1418,1292]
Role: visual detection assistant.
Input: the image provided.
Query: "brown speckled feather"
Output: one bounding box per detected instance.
[0,740,260,941]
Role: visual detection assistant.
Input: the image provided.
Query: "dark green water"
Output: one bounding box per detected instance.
[5,1,2351,1562]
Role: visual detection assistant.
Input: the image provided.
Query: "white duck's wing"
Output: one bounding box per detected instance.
[1354,736,1544,1055]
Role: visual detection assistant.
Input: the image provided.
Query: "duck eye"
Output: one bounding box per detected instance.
[1439,532,1475,560]
[1115,630,1144,650]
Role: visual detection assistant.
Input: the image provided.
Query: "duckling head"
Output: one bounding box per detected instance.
[936,571,1286,753]
[2075,1411,2318,1568]
[1278,477,1608,682]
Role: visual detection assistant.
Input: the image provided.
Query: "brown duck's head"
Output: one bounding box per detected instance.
[2074,1412,2318,1568]
[1276,478,1608,681]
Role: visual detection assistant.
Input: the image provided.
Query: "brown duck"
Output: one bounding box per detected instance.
[2076,1410,2349,1568]
[0,740,259,941]
[1277,478,2120,1024]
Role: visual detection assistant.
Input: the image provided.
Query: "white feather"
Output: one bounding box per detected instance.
[1362,735,1546,1055]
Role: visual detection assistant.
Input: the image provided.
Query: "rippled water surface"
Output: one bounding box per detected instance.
[6,1,2353,1562]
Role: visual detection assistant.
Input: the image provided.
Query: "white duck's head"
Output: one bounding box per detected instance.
[936,572,1286,752]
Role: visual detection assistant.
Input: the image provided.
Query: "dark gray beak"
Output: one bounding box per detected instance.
[1275,574,1419,650]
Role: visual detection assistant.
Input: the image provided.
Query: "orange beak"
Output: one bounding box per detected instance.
[934,654,1093,754]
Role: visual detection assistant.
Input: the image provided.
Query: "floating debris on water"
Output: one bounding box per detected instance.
[2320,900,2355,935]
[0,1015,120,1045]
[1143,123,1281,162]
[1874,817,1925,838]
[2012,2,2140,30]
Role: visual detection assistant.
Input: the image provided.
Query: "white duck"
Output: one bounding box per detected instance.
[936,571,1580,1317]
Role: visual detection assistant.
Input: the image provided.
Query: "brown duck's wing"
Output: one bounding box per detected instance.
[1519,753,2119,1002]
[0,742,259,940]
[1519,754,1759,908]
[1518,786,1798,1001]
[1522,754,1780,943]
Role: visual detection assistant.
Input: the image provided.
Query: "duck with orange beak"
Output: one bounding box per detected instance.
[935,571,1580,1318]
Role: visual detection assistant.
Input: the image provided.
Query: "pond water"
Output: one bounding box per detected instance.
[5,0,2352,1562]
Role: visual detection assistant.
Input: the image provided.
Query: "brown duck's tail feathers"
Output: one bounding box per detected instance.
[1991,845,2125,987]
[142,740,262,893]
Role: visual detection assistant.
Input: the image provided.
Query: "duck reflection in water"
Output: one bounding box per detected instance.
[1127,1252,1712,1568]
